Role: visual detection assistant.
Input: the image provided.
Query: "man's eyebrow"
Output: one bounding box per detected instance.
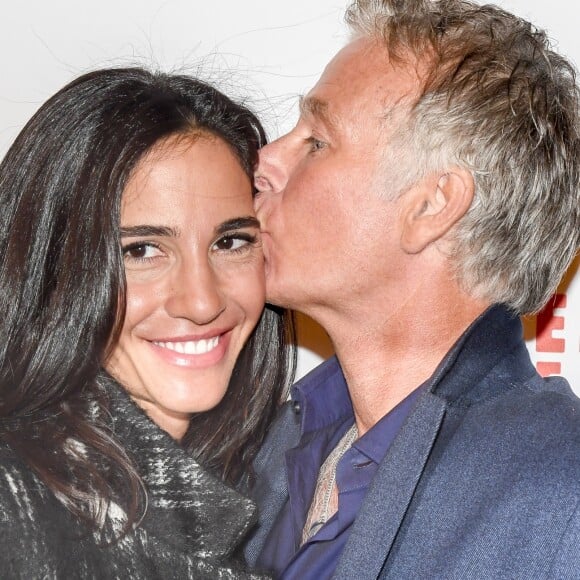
[299,96,338,131]
[120,225,179,238]
[215,216,260,235]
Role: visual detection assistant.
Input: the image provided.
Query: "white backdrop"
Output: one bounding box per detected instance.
[2,1,579,391]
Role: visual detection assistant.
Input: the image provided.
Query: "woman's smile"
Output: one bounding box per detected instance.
[149,331,231,368]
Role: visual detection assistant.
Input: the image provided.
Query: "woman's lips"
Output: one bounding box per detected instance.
[148,331,232,368]
[154,336,219,355]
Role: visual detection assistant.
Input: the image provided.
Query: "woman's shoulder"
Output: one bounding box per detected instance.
[0,437,40,476]
[0,438,32,480]
[0,438,64,538]
[0,439,48,516]
[0,438,70,574]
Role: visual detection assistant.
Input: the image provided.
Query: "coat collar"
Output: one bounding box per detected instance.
[101,376,257,558]
[335,304,534,578]
[427,304,533,404]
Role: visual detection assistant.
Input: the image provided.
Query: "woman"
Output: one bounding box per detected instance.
[0,68,294,578]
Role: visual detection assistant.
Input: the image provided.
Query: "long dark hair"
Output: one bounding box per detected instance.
[0,67,295,532]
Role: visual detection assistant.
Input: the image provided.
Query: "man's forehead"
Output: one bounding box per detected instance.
[300,40,420,126]
[299,87,408,137]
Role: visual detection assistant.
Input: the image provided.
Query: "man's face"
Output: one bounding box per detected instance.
[255,39,422,320]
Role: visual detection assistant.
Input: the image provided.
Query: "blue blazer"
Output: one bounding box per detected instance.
[245,306,580,578]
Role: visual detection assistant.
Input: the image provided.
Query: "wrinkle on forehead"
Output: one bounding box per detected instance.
[324,38,423,140]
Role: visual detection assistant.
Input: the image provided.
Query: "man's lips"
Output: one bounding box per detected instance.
[259,231,273,258]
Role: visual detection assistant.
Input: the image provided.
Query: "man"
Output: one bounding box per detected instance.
[245,0,580,578]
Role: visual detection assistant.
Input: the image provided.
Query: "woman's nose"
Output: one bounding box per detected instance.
[165,259,225,325]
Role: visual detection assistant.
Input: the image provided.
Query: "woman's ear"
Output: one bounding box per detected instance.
[400,167,474,254]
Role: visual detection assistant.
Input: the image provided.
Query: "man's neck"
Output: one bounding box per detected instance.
[316,284,489,436]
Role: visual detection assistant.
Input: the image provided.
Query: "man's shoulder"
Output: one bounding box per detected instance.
[524,371,578,400]
[442,372,580,482]
[479,372,580,432]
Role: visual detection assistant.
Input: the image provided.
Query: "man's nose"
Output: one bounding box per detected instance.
[165,259,225,325]
[254,138,291,198]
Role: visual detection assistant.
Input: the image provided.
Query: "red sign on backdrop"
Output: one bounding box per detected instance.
[535,293,567,376]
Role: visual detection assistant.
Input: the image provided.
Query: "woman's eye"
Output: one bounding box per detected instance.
[122,242,162,261]
[213,234,255,252]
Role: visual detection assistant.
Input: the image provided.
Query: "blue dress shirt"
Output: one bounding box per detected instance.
[256,359,422,579]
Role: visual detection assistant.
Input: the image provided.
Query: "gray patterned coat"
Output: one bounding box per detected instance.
[0,382,266,579]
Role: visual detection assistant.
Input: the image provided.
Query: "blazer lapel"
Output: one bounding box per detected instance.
[334,392,447,579]
[244,403,302,565]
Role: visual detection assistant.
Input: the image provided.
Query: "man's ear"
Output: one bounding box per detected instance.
[400,167,474,254]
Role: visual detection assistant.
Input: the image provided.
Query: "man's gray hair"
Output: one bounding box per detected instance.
[346,0,580,314]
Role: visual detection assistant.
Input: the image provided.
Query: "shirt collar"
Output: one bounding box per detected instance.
[352,385,424,464]
[291,356,352,435]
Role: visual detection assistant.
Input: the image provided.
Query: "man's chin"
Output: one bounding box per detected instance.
[265,282,294,310]
[264,264,306,310]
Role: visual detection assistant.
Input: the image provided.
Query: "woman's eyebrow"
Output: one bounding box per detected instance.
[215,216,260,235]
[120,225,180,238]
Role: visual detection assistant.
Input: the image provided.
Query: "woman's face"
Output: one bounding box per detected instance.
[106,134,265,440]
